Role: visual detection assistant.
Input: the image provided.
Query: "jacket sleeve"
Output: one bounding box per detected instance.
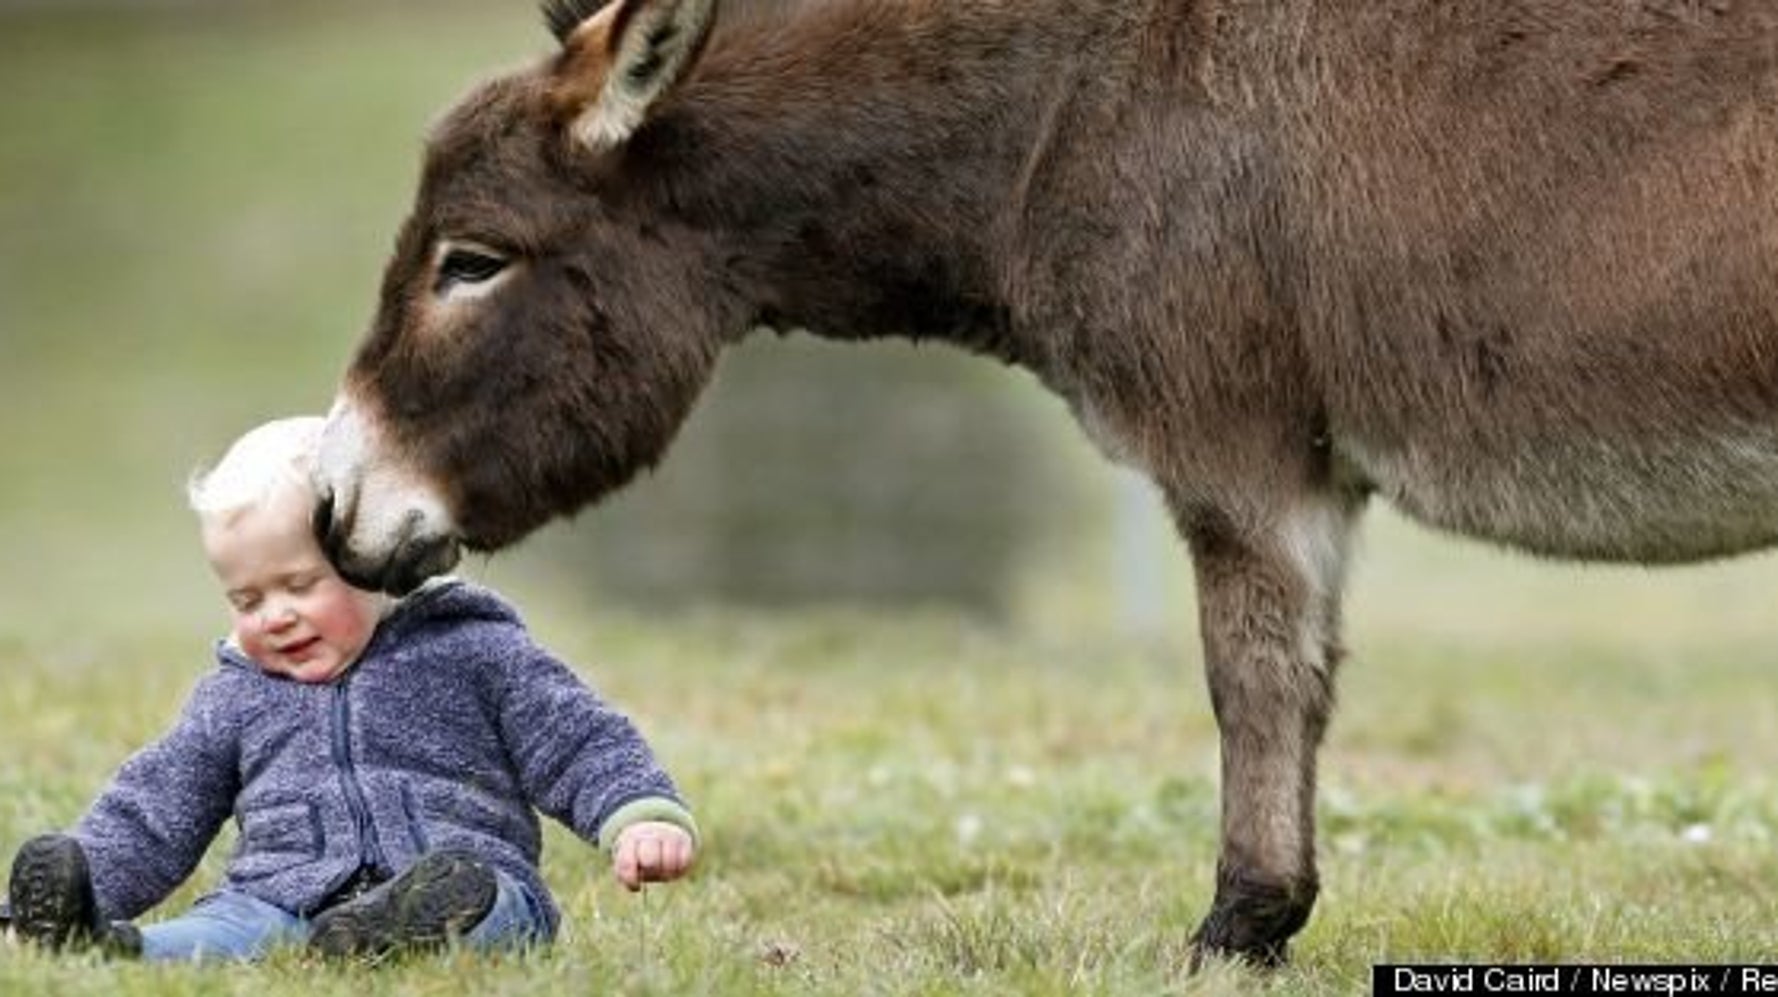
[489,625,697,850]
[71,672,241,922]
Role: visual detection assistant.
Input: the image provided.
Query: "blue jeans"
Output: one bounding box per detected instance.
[138,870,549,963]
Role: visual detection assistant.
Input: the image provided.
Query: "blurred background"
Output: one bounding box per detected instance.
[3,0,1777,669]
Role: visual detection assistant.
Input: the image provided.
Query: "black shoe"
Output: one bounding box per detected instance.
[8,833,99,950]
[308,852,497,959]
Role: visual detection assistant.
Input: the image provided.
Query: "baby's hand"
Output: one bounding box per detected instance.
[613,820,696,891]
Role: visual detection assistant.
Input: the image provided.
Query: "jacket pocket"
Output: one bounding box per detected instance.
[229,799,323,882]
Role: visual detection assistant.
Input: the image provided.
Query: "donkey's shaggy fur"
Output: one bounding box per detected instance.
[315,0,1778,964]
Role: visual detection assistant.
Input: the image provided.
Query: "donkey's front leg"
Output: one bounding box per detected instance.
[1186,495,1360,967]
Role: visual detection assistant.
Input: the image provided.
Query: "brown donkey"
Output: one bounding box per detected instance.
[313,0,1778,964]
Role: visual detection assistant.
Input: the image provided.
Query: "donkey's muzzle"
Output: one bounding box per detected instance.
[314,487,461,596]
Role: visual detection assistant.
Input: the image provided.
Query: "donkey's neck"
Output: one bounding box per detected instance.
[625,0,1135,367]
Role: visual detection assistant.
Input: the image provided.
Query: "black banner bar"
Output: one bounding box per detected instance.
[1374,965,1778,996]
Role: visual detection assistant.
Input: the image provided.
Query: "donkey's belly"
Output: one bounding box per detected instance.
[1340,429,1778,564]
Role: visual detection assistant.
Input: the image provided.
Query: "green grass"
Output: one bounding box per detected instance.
[6,573,1778,994]
[5,3,1778,994]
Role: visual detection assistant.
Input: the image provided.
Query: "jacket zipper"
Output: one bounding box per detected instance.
[330,675,387,872]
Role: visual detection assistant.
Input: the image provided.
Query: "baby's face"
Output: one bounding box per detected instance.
[202,487,386,683]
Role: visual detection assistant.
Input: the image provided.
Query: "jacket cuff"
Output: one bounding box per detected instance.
[596,797,700,851]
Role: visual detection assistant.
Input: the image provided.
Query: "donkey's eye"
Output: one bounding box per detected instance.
[434,246,509,293]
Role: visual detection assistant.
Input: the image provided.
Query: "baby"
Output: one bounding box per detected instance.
[5,416,696,960]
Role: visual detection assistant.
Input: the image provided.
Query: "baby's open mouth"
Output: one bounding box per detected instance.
[279,637,321,658]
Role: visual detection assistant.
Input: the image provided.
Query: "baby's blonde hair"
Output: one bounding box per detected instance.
[188,416,326,519]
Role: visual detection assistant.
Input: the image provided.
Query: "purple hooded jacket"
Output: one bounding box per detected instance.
[69,579,694,934]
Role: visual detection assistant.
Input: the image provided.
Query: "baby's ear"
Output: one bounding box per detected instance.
[548,0,718,154]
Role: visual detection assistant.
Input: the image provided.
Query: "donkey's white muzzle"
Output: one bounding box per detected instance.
[313,397,461,595]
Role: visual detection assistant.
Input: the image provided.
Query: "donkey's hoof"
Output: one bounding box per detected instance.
[1188,868,1316,970]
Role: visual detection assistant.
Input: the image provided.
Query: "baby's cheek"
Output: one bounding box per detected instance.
[315,598,378,651]
[235,626,272,664]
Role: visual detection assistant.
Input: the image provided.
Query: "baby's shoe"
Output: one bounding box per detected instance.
[9,833,98,950]
[5,834,140,957]
[308,851,497,959]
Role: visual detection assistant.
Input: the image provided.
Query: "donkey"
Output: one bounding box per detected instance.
[312,0,1778,965]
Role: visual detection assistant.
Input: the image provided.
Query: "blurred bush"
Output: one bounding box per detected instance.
[570,335,1092,617]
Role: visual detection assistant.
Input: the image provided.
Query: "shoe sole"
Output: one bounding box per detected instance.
[309,853,497,959]
[8,835,96,949]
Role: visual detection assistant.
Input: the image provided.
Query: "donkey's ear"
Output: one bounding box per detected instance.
[550,0,716,154]
[542,0,616,45]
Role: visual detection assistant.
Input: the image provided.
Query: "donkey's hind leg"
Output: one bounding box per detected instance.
[1184,489,1363,966]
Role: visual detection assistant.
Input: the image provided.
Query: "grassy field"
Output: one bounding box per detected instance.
[5,561,1778,995]
[4,4,1778,994]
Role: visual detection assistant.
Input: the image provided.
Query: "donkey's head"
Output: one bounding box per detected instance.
[315,0,739,594]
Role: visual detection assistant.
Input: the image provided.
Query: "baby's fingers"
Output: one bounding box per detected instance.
[614,838,646,891]
[635,833,692,881]
[614,826,696,890]
[656,834,693,878]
